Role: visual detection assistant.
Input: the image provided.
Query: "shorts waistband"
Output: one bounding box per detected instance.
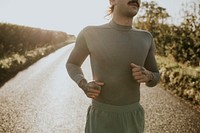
[91,100,141,112]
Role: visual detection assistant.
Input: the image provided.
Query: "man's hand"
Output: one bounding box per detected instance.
[79,79,104,99]
[131,63,153,83]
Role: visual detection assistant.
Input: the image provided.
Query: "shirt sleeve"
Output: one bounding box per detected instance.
[66,29,90,85]
[144,37,160,87]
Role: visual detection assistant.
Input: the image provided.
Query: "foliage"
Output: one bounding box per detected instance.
[157,55,200,104]
[0,23,69,58]
[134,1,200,105]
[134,1,200,67]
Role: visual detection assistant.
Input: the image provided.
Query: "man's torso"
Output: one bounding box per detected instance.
[81,21,152,105]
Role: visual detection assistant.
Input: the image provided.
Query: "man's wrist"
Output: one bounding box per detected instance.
[78,79,88,91]
[146,71,154,82]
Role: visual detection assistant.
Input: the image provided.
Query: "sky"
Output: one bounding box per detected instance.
[0,0,197,36]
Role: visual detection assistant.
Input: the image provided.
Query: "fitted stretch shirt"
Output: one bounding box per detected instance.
[66,20,160,105]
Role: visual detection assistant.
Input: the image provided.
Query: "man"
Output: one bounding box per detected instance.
[66,0,160,132]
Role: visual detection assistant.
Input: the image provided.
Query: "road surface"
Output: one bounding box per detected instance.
[0,44,200,133]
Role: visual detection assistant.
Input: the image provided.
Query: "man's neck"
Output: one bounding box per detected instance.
[112,15,133,27]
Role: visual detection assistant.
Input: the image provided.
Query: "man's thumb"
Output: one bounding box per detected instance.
[95,81,104,86]
[131,63,138,68]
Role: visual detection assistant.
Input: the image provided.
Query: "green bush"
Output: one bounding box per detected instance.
[0,23,69,58]
[134,1,200,67]
[157,56,200,105]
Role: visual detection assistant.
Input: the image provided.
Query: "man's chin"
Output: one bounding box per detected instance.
[129,11,139,17]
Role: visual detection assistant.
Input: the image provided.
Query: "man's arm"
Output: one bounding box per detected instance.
[66,30,89,86]
[66,29,104,99]
[131,41,160,87]
[143,41,160,87]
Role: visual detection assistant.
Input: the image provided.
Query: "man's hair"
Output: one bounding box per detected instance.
[106,5,114,17]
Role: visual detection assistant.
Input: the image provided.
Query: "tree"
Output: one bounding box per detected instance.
[134,1,170,32]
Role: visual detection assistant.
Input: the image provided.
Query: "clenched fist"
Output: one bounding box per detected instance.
[78,79,104,99]
[131,63,153,83]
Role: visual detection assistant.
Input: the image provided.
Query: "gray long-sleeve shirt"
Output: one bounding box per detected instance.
[66,20,160,105]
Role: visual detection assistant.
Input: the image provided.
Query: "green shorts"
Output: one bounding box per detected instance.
[85,100,145,133]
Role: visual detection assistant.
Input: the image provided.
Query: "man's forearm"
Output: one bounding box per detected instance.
[66,63,86,85]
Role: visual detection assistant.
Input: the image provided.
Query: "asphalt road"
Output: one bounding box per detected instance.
[0,44,200,133]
